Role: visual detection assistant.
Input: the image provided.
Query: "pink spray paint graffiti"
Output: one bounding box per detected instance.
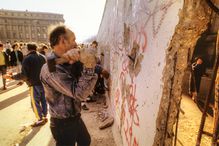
[114,22,148,146]
[131,26,147,53]
[128,84,139,126]
[114,56,140,146]
[123,83,140,146]
[114,88,120,106]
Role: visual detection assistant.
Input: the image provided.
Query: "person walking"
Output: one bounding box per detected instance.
[4,43,48,126]
[40,25,97,146]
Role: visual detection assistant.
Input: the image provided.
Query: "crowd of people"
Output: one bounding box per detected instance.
[0,41,50,88]
[0,25,109,146]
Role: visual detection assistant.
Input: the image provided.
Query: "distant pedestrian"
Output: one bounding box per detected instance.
[5,41,11,52]
[0,43,9,90]
[21,43,28,57]
[10,43,24,85]
[10,43,23,69]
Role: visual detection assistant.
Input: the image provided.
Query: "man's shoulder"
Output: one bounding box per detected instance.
[23,53,38,62]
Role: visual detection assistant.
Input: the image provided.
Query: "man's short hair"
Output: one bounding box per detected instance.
[92,41,98,46]
[0,43,3,47]
[49,25,67,48]
[27,43,37,51]
[12,43,18,49]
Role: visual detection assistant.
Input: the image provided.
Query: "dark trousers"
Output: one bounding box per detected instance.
[0,65,7,88]
[190,73,201,93]
[50,116,91,146]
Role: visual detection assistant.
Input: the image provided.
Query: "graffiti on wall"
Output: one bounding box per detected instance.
[108,0,177,145]
[131,0,175,37]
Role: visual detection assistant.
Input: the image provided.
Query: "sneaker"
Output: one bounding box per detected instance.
[42,117,48,123]
[82,104,89,110]
[31,119,46,127]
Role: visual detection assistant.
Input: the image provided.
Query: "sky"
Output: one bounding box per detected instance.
[0,0,106,43]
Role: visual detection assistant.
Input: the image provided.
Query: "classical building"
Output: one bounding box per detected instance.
[0,9,64,43]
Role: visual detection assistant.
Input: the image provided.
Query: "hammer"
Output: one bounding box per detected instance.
[47,48,97,72]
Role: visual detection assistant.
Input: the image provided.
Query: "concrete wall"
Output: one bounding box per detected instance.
[97,0,183,145]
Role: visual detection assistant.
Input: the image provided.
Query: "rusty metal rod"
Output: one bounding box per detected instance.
[174,97,182,146]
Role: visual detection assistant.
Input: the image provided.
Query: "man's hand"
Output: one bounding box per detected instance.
[62,49,80,64]
[3,74,13,80]
[62,48,97,68]
[80,49,96,68]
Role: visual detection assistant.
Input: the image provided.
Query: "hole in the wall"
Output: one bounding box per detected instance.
[153,1,218,146]
[182,31,217,115]
[175,11,218,146]
[127,41,144,80]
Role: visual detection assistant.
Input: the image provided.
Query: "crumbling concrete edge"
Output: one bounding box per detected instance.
[153,1,211,145]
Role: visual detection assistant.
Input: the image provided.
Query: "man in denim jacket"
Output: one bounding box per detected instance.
[40,25,97,146]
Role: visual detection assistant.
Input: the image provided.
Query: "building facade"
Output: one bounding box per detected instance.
[0,9,64,43]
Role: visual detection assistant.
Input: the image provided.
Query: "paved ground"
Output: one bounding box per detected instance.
[0,77,116,146]
[0,75,215,146]
[176,95,213,146]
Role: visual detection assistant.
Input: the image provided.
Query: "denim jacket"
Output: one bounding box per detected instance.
[40,53,97,119]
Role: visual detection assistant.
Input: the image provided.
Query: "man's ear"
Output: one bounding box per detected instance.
[59,36,64,44]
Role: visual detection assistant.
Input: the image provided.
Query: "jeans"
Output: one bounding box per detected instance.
[50,116,91,146]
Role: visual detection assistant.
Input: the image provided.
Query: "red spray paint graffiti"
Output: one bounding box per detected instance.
[110,1,176,145]
[131,26,147,53]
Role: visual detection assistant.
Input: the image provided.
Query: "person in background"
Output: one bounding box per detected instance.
[10,43,24,85]
[4,43,48,126]
[4,42,12,68]
[10,43,23,68]
[0,43,9,90]
[80,41,100,108]
[20,43,28,57]
[40,25,97,146]
[38,44,50,56]
[87,41,108,102]
[190,56,206,101]
[5,41,11,52]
